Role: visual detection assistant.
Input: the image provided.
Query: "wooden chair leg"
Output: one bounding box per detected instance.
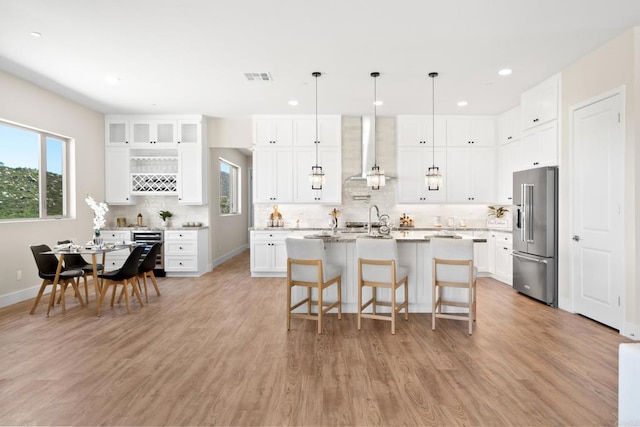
[141,274,149,303]
[110,284,117,307]
[29,281,48,314]
[123,282,131,314]
[317,283,323,334]
[357,281,362,331]
[83,275,89,304]
[391,282,396,335]
[149,271,161,296]
[337,278,342,320]
[286,281,292,331]
[60,282,67,313]
[96,282,110,316]
[47,283,57,317]
[131,279,144,307]
[71,279,85,307]
[404,280,409,320]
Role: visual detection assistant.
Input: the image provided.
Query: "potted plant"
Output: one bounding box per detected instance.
[159,210,173,227]
[487,205,509,218]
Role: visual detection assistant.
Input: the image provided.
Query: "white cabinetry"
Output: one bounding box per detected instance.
[472,230,490,274]
[102,230,131,270]
[497,141,522,204]
[131,119,177,148]
[176,119,207,205]
[446,147,496,202]
[521,121,558,169]
[106,118,129,146]
[253,148,293,203]
[164,229,208,276]
[521,74,559,130]
[446,117,496,146]
[498,106,521,145]
[293,147,341,204]
[493,232,513,285]
[254,117,293,146]
[293,116,341,147]
[397,115,447,147]
[250,230,290,277]
[396,147,446,203]
[105,147,135,205]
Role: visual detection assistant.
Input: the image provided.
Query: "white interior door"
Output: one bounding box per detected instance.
[572,91,624,329]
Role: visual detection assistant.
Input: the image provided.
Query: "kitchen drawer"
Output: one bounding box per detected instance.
[104,253,128,270]
[165,257,197,271]
[165,241,197,256]
[164,230,197,241]
[251,230,289,241]
[495,232,513,245]
[103,231,131,242]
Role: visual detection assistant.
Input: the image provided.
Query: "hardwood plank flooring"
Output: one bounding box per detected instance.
[0,250,630,426]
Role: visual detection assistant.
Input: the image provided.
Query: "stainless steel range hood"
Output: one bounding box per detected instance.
[349,115,394,180]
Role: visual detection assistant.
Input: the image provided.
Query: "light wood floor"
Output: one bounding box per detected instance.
[0,250,630,426]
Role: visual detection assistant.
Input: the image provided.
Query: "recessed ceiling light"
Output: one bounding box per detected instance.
[373,100,383,106]
[288,100,299,106]
[30,32,42,37]
[457,101,468,107]
[106,75,121,85]
[498,68,512,76]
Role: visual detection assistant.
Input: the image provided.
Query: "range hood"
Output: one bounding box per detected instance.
[349,115,394,180]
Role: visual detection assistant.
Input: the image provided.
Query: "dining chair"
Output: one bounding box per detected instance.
[57,239,104,303]
[431,237,477,335]
[96,245,145,315]
[137,242,162,302]
[285,238,342,334]
[29,244,85,316]
[356,237,409,334]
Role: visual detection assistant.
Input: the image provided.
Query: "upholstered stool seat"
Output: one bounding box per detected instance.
[356,238,409,334]
[285,238,342,334]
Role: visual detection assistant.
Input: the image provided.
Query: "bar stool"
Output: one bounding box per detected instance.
[431,238,477,335]
[356,238,409,334]
[285,238,342,334]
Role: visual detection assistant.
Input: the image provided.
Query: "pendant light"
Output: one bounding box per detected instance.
[426,72,442,190]
[309,71,325,190]
[366,71,385,190]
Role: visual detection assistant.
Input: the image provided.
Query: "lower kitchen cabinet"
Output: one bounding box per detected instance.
[493,231,513,285]
[472,230,490,273]
[250,230,290,277]
[102,230,132,269]
[164,228,208,276]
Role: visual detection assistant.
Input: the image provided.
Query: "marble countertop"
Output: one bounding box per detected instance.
[103,226,209,231]
[251,226,510,234]
[288,230,487,243]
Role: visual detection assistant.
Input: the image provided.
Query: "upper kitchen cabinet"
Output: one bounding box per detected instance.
[177,119,207,205]
[253,147,293,203]
[292,147,342,204]
[293,115,341,147]
[106,118,129,146]
[521,74,560,130]
[521,121,558,169]
[253,116,294,146]
[177,120,201,145]
[446,117,497,147]
[446,147,496,203]
[397,147,446,203]
[130,119,177,148]
[105,147,135,204]
[498,106,522,145]
[396,115,447,147]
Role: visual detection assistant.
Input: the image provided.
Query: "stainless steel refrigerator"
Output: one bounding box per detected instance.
[512,166,558,306]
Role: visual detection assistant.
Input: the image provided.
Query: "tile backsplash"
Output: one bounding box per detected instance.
[107,196,208,228]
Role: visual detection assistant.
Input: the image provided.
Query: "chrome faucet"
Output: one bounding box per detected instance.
[368,204,380,234]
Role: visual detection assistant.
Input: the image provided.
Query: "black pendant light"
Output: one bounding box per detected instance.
[426,72,442,190]
[366,71,385,190]
[309,71,325,189]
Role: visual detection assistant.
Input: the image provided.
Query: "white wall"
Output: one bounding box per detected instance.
[560,27,639,337]
[0,70,104,307]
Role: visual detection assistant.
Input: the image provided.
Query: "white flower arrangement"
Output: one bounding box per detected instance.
[85,196,108,232]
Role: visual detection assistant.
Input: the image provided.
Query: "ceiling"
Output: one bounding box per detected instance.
[1,0,640,117]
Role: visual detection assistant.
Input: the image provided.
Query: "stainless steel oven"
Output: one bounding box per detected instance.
[132,230,165,276]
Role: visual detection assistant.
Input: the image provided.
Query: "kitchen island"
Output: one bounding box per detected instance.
[251,228,488,313]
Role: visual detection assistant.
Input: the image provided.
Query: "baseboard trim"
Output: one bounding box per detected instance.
[0,285,41,309]
[622,321,640,341]
[212,244,249,269]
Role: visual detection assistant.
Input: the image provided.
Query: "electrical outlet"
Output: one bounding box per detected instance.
[17,270,22,281]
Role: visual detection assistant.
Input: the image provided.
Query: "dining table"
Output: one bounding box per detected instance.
[45,243,135,315]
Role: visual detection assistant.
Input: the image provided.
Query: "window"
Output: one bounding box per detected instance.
[219,158,240,215]
[0,120,68,220]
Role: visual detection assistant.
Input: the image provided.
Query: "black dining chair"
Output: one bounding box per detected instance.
[97,245,145,315]
[137,242,163,302]
[29,244,85,316]
[57,240,104,303]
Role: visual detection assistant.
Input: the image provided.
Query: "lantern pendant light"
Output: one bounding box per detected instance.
[426,72,442,190]
[309,71,325,190]
[366,72,385,190]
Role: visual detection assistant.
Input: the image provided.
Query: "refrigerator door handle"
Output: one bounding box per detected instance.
[522,183,534,242]
[513,252,547,264]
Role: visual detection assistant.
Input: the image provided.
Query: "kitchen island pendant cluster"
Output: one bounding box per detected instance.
[426,72,443,191]
[366,72,386,190]
[309,71,325,190]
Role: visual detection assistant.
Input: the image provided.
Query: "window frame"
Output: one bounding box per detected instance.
[219,157,241,216]
[0,119,70,221]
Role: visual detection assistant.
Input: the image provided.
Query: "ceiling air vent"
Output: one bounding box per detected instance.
[244,72,273,82]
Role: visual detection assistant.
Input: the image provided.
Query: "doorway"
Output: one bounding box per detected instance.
[570,88,625,330]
